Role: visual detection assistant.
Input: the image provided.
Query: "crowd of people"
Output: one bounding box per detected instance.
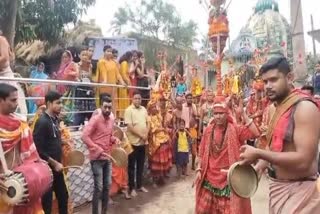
[1,29,320,214]
[22,44,151,127]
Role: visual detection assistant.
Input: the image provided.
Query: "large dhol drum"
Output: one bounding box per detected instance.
[2,161,53,205]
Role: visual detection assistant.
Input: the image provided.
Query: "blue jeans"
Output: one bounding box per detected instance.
[91,160,112,214]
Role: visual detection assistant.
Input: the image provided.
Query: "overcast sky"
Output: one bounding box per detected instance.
[83,0,320,52]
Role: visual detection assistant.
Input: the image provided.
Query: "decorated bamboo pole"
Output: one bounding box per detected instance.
[208,0,229,100]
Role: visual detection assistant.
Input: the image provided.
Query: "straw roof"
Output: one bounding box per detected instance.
[15,40,46,64]
[14,20,103,65]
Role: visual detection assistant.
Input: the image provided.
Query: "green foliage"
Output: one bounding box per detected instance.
[129,33,198,72]
[110,8,129,35]
[167,19,198,48]
[111,0,198,48]
[307,54,320,74]
[0,0,96,44]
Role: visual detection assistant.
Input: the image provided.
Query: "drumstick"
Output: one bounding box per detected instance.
[220,169,229,173]
[63,166,83,170]
[105,154,118,164]
[0,140,10,175]
[0,183,8,193]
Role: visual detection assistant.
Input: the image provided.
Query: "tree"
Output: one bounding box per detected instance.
[0,0,18,46]
[198,35,216,61]
[110,7,129,35]
[167,19,198,47]
[111,0,198,48]
[0,0,96,45]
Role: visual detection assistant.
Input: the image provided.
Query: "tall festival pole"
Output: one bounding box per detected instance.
[208,0,229,100]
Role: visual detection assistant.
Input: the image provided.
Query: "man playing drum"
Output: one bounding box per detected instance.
[0,83,45,214]
[33,91,68,214]
[194,95,260,214]
[240,57,320,214]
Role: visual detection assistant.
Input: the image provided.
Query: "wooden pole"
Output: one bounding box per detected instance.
[311,15,317,57]
[290,0,307,82]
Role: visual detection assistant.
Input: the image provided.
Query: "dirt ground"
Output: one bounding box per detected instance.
[75,169,269,214]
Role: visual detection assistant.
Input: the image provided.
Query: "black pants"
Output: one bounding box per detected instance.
[128,145,146,191]
[42,171,69,214]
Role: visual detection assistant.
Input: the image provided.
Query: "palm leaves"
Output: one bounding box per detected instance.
[110,7,129,35]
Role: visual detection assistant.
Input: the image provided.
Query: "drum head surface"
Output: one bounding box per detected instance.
[111,148,128,168]
[113,126,124,141]
[66,150,85,167]
[2,173,27,205]
[227,162,258,198]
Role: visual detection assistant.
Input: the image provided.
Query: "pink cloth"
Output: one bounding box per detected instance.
[82,112,116,160]
[269,177,320,214]
[55,50,78,94]
[271,89,319,152]
[181,103,197,128]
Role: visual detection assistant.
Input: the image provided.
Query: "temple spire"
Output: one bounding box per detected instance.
[255,0,279,13]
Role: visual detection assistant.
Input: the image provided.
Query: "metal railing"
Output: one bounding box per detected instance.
[0,76,151,129]
[0,76,151,90]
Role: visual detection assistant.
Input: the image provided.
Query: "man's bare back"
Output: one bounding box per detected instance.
[0,36,11,70]
[200,102,214,121]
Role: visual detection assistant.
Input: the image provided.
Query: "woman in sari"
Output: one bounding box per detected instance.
[54,50,79,124]
[136,52,150,108]
[73,47,96,127]
[27,62,48,114]
[128,50,140,98]
[118,51,132,118]
[147,101,172,186]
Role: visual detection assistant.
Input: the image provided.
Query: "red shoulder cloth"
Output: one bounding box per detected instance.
[271,89,318,152]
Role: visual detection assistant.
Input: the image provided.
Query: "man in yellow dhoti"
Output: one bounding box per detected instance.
[94,45,125,110]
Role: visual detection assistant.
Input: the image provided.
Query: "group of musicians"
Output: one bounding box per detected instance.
[1,57,320,214]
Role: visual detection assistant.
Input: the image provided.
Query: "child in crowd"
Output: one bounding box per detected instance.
[175,119,192,178]
[189,119,198,170]
[176,76,187,97]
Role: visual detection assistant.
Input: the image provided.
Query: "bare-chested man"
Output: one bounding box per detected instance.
[240,57,320,214]
[0,34,27,114]
[0,34,11,71]
[172,96,184,130]
[199,90,214,134]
